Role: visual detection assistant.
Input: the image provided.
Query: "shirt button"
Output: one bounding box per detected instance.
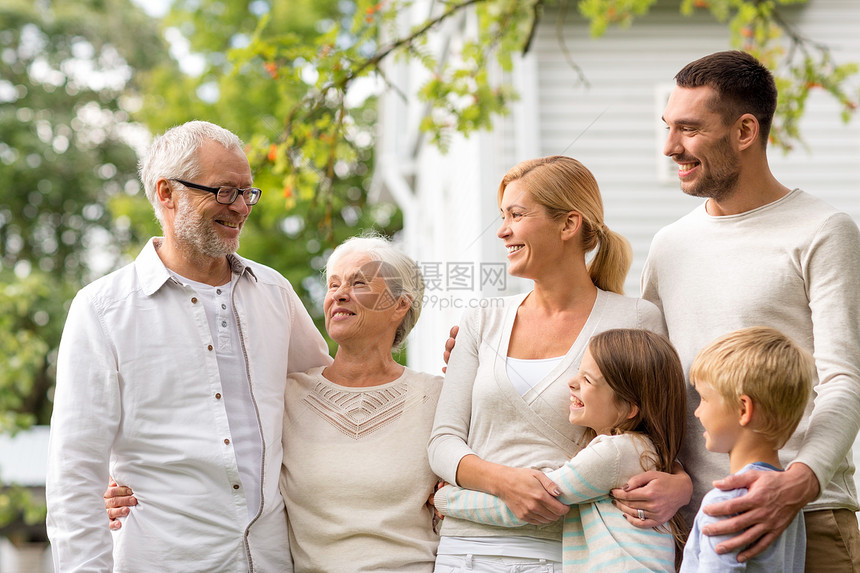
[207,345,213,351]
[221,304,226,310]
[233,484,240,490]
[191,297,198,304]
[221,320,227,327]
[215,393,222,399]
[224,438,230,445]
[216,289,222,295]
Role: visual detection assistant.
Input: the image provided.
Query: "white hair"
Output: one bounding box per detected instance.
[326,233,425,350]
[138,121,244,224]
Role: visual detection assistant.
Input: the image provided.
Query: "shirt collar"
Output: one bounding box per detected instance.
[135,238,257,296]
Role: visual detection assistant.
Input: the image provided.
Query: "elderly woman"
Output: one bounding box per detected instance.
[281,235,441,571]
[106,235,442,572]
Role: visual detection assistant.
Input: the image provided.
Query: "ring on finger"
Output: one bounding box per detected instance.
[637,508,645,520]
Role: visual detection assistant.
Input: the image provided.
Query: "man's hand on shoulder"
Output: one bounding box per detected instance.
[702,462,819,562]
[442,325,458,374]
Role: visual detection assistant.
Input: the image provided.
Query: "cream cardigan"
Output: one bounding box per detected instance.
[428,289,666,541]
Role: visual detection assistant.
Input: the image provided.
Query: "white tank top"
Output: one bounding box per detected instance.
[506,356,564,396]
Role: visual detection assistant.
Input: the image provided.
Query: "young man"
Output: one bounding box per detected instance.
[46,121,331,571]
[681,326,812,572]
[615,50,860,570]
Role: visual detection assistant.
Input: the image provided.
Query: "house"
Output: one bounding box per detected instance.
[0,426,51,572]
[372,0,860,493]
[374,0,860,372]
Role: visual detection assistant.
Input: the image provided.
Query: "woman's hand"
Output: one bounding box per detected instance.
[427,480,448,520]
[493,466,567,525]
[455,455,568,524]
[610,463,692,528]
[104,478,137,531]
[442,325,459,374]
[455,455,567,525]
[427,480,448,533]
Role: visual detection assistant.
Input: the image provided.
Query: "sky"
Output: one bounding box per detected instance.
[130,0,206,76]
[133,0,170,17]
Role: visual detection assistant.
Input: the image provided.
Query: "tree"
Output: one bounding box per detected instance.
[132,0,404,350]
[228,0,858,213]
[0,0,173,428]
[0,0,171,533]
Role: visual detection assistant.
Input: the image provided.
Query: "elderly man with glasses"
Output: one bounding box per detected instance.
[46,121,331,572]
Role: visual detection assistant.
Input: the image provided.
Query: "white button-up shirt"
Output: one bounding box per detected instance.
[46,239,331,572]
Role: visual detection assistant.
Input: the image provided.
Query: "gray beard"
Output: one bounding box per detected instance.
[174,197,239,261]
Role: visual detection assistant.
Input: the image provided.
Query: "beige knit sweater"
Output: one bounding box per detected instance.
[643,188,860,524]
[281,367,442,572]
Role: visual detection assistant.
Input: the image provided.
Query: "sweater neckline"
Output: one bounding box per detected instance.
[498,289,606,397]
[309,365,411,392]
[701,188,801,221]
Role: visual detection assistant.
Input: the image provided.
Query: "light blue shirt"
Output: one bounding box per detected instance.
[680,462,806,572]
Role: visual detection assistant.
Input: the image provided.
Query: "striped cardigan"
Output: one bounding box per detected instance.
[434,433,676,572]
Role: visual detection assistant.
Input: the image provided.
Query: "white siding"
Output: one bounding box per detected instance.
[377,0,860,497]
[377,0,860,373]
[532,0,860,295]
[375,4,532,374]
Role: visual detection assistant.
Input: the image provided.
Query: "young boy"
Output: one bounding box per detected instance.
[680,326,813,572]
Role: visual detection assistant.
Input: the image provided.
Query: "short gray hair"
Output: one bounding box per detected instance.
[326,234,425,350]
[139,121,244,224]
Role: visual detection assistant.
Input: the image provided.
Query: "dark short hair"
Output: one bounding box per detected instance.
[675,50,777,145]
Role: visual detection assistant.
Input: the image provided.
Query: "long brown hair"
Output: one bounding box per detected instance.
[497,156,632,294]
[587,328,688,560]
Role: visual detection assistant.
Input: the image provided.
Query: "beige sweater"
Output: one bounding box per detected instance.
[281,367,442,572]
[428,289,666,541]
[643,189,860,523]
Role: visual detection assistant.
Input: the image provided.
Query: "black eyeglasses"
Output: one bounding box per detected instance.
[171,179,262,206]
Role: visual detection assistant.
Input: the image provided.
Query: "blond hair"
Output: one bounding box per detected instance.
[690,326,813,448]
[497,156,631,294]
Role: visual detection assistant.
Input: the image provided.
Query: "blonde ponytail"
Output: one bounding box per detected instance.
[588,226,632,295]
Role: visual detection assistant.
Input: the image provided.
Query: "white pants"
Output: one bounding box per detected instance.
[434,554,562,573]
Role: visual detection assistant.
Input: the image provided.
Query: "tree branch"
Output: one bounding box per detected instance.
[282,0,491,138]
[522,0,546,54]
[554,0,589,87]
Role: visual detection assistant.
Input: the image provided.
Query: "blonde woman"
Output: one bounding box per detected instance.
[429,156,691,572]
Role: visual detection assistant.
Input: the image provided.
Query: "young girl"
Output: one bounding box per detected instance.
[432,329,687,572]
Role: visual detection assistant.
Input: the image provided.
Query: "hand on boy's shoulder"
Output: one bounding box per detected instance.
[700,487,749,521]
[701,463,818,562]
